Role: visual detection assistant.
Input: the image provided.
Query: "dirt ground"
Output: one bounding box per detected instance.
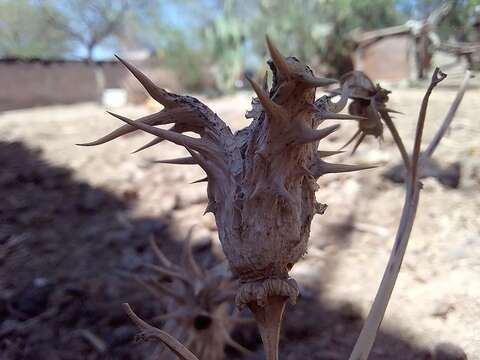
[1,80,479,359]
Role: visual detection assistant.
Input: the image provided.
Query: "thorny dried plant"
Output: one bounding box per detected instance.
[79,36,470,360]
[333,72,391,153]
[125,232,251,360]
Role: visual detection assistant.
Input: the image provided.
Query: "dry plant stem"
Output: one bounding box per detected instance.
[348,181,420,360]
[122,303,199,360]
[248,296,287,360]
[411,68,447,183]
[421,70,471,160]
[349,68,449,360]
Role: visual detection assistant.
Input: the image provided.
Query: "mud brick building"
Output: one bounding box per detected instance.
[0,58,125,111]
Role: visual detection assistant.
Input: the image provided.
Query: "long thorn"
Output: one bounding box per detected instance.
[379,110,410,170]
[351,133,366,154]
[340,129,361,150]
[190,177,208,184]
[315,162,378,177]
[152,157,197,165]
[265,35,291,79]
[300,74,337,88]
[132,137,164,154]
[383,107,404,114]
[295,124,340,145]
[246,76,283,118]
[77,111,170,147]
[107,111,206,152]
[115,55,176,108]
[318,112,366,121]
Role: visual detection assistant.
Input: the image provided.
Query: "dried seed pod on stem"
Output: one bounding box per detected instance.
[125,232,251,360]
[333,71,409,162]
[80,36,373,359]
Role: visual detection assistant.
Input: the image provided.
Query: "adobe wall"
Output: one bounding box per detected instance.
[0,60,126,111]
[353,35,415,82]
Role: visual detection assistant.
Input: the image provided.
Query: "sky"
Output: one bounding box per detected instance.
[70,1,200,61]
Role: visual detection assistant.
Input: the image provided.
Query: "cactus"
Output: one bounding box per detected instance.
[202,0,245,93]
[332,71,402,155]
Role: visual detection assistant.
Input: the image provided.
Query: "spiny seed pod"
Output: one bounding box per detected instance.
[79,37,375,359]
[335,71,402,153]
[128,233,251,360]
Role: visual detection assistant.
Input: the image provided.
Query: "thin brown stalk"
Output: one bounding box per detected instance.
[411,68,447,184]
[348,181,420,360]
[349,68,450,360]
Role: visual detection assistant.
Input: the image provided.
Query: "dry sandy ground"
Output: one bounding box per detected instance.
[1,82,479,359]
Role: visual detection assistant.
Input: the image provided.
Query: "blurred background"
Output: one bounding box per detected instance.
[0,1,479,359]
[1,0,480,107]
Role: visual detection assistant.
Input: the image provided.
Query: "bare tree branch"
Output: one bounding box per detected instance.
[41,0,137,60]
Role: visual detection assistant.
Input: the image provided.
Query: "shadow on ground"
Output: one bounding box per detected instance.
[0,141,185,359]
[0,141,430,359]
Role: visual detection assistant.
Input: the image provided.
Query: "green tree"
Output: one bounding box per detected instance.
[248,0,402,76]
[201,0,246,93]
[119,0,248,93]
[156,30,207,92]
[0,0,70,58]
[116,0,421,91]
[119,1,207,91]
